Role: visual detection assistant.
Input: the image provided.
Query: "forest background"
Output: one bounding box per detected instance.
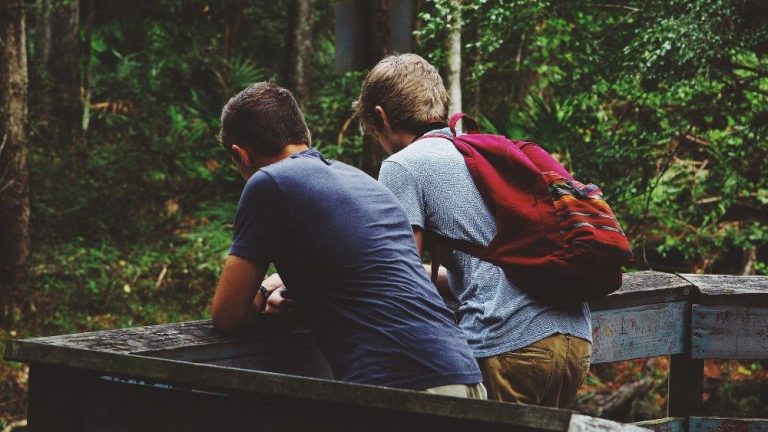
[0,0,766,427]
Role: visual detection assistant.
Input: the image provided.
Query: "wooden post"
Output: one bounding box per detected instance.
[28,364,84,431]
[667,301,703,418]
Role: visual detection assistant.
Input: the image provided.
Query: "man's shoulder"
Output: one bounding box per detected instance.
[241,170,281,203]
[245,169,276,188]
[258,151,342,183]
[386,136,459,167]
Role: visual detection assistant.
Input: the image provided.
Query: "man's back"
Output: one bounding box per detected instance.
[230,148,481,390]
[379,131,592,358]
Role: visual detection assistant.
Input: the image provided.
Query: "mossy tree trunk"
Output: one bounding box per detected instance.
[286,0,316,106]
[0,0,30,323]
[445,0,462,117]
[49,0,83,146]
[361,0,390,178]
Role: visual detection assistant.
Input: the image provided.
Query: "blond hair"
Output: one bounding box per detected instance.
[355,54,449,136]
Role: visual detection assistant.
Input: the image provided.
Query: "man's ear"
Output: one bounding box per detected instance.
[231,144,252,167]
[374,106,392,131]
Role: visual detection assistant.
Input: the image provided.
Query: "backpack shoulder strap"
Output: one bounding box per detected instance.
[514,141,574,181]
[449,112,481,135]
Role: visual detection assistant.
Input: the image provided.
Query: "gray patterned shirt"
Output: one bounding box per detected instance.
[378,129,592,358]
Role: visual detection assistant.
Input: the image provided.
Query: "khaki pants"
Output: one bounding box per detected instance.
[424,383,488,399]
[478,333,591,407]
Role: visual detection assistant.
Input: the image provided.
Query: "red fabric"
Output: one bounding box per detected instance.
[421,114,634,303]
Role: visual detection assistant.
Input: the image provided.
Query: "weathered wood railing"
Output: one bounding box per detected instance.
[587,271,768,432]
[4,271,767,431]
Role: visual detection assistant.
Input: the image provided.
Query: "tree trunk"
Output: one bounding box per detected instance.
[466,18,481,116]
[49,0,82,146]
[445,0,462,118]
[286,0,316,106]
[222,0,243,62]
[742,245,757,275]
[30,0,52,119]
[0,0,30,323]
[361,0,390,178]
[80,0,94,133]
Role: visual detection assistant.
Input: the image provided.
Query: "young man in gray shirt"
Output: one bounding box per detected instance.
[355,53,592,407]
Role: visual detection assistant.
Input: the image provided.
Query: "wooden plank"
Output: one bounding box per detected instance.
[692,305,768,359]
[590,271,693,311]
[27,363,647,432]
[5,271,696,360]
[690,417,768,432]
[3,319,324,363]
[14,343,577,431]
[568,415,651,432]
[634,418,686,432]
[5,321,335,379]
[10,319,241,354]
[26,364,532,432]
[136,324,318,360]
[137,327,333,380]
[681,274,768,306]
[591,301,687,363]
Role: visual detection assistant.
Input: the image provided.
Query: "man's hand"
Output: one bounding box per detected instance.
[261,273,295,316]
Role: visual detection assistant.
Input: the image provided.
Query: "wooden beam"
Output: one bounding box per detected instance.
[25,362,652,432]
[589,271,693,311]
[633,417,686,432]
[568,415,651,432]
[680,274,768,306]
[691,305,768,359]
[14,343,578,431]
[689,417,768,432]
[591,301,687,363]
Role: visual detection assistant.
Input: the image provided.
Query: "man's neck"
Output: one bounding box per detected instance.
[282,143,311,158]
[257,143,310,167]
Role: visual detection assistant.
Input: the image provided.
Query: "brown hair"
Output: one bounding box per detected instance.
[219,82,310,156]
[355,53,449,136]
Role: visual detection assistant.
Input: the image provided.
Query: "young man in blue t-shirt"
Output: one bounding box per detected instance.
[212,82,484,396]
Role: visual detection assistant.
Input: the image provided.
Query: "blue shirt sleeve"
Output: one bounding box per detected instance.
[229,171,286,267]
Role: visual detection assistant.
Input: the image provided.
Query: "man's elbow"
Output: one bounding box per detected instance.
[211,307,240,334]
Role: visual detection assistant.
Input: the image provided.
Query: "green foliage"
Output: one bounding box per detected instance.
[20,201,233,334]
[420,0,768,274]
[305,70,366,165]
[24,0,303,335]
[17,0,766,345]
[7,0,766,424]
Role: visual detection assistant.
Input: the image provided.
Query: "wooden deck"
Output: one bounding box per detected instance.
[5,271,768,431]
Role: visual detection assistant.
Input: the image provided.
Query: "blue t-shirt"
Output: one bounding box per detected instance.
[229,148,481,390]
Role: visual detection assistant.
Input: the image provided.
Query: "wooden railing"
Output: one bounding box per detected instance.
[586,271,768,432]
[4,271,767,431]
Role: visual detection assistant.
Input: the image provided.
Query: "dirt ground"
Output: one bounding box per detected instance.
[0,360,27,430]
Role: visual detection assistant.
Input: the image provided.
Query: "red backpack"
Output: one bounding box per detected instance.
[421,113,633,303]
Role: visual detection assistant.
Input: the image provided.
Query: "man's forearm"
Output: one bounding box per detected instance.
[212,255,267,334]
[423,263,452,298]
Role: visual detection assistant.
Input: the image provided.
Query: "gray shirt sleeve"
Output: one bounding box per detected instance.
[379,160,426,229]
